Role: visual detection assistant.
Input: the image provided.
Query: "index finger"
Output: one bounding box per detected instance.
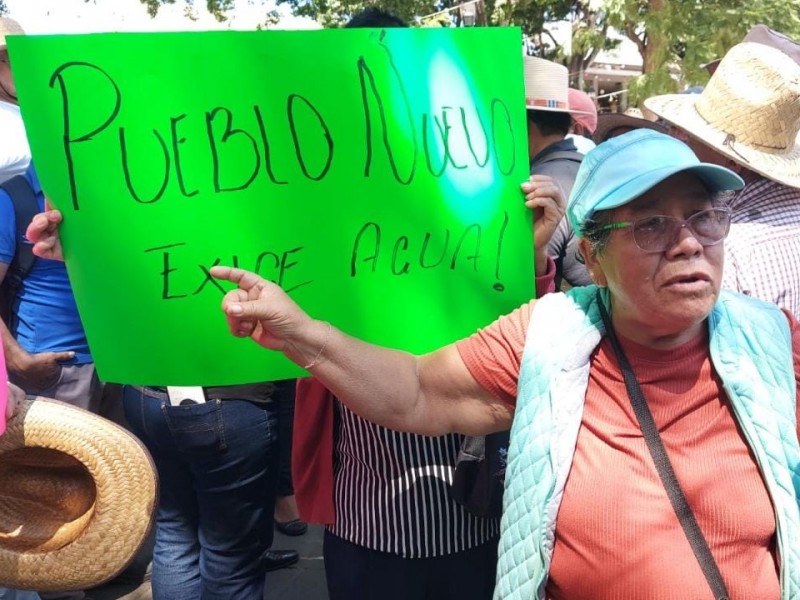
[210,266,267,292]
[521,174,558,193]
[527,175,560,191]
[528,174,555,184]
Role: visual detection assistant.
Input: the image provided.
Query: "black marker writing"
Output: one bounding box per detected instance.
[145,241,312,300]
[49,61,121,210]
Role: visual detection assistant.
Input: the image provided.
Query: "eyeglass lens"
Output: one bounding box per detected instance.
[633,209,731,252]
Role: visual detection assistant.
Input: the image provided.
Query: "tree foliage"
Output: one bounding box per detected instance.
[138,0,236,21]
[605,0,800,103]
[488,0,569,32]
[0,1,7,16]
[136,0,464,26]
[506,1,620,89]
[275,0,466,27]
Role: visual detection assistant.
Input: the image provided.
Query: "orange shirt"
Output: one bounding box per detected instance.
[457,302,800,599]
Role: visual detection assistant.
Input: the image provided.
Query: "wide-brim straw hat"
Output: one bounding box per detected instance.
[0,398,158,591]
[0,17,24,50]
[524,56,592,115]
[644,42,800,189]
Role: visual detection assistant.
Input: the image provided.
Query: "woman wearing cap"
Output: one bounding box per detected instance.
[33,130,800,599]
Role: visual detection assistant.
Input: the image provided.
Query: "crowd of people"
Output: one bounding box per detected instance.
[2,6,799,600]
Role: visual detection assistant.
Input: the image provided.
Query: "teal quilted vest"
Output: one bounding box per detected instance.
[494,286,800,600]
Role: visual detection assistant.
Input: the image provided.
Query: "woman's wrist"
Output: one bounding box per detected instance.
[283,319,335,370]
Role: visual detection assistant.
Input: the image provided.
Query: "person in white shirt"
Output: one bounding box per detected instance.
[0,17,31,184]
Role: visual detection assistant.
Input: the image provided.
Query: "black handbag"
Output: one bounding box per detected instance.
[450,430,509,518]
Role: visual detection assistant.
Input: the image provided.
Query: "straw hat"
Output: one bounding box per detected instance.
[644,42,800,188]
[0,398,158,591]
[0,17,24,50]
[524,56,592,115]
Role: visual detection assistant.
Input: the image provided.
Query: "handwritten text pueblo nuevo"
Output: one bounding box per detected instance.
[50,48,520,297]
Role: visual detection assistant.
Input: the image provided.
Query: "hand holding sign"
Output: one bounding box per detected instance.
[27,209,64,261]
[521,175,567,274]
[522,175,566,243]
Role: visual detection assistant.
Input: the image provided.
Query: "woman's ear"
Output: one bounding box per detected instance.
[578,238,607,287]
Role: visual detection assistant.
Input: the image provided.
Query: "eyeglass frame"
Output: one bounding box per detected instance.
[595,207,733,254]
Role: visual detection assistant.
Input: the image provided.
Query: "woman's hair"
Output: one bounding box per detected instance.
[577,209,615,262]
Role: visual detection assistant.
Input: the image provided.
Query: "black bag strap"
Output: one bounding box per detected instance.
[595,290,730,600]
[1,174,39,285]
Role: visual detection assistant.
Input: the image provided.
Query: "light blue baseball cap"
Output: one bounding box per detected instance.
[567,129,745,236]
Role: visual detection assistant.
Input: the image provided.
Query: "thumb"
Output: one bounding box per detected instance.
[43,351,76,363]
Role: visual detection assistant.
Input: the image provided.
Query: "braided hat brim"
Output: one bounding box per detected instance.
[645,93,800,189]
[0,398,158,591]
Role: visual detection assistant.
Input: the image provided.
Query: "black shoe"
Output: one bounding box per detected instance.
[263,549,300,572]
[274,518,308,537]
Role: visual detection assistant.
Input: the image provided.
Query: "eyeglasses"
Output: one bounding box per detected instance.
[597,208,732,253]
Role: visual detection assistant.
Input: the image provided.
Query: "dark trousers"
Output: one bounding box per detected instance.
[123,387,279,600]
[323,531,498,600]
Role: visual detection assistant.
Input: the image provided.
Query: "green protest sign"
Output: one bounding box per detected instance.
[9,28,532,385]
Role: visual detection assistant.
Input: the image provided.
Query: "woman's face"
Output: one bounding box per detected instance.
[582,172,724,348]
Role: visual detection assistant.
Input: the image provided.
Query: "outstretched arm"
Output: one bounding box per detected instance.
[211,266,513,437]
[211,176,567,435]
[30,178,564,436]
